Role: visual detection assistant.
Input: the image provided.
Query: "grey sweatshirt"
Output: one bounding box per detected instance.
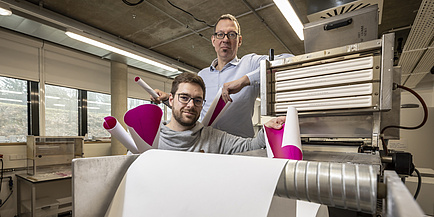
[158,122,265,154]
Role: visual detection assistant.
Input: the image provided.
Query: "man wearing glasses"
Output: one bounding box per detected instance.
[199,14,292,138]
[159,72,286,154]
[154,14,291,138]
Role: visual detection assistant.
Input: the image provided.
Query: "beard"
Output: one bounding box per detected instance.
[172,106,200,127]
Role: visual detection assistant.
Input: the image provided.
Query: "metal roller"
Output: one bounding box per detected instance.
[275,160,378,214]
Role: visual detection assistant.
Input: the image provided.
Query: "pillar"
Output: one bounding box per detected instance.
[111,60,128,155]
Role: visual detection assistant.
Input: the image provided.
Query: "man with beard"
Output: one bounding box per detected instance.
[158,72,286,154]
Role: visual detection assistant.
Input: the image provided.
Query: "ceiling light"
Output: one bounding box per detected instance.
[65,31,178,72]
[0,2,12,16]
[273,0,304,41]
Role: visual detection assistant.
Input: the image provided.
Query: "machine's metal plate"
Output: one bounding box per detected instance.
[72,154,139,217]
[304,5,379,53]
[237,149,381,168]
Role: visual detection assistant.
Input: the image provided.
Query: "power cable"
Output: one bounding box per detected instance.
[380,84,428,154]
[121,0,214,28]
[413,168,421,199]
[166,0,214,28]
[122,0,145,6]
[0,177,13,208]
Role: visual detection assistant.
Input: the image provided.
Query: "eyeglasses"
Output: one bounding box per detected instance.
[213,31,239,39]
[177,94,205,106]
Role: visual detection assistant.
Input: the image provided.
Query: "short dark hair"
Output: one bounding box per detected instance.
[214,14,241,35]
[171,72,206,98]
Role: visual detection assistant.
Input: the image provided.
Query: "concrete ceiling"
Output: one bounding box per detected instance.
[0,0,431,85]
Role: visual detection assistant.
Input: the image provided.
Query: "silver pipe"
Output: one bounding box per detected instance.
[275,160,377,214]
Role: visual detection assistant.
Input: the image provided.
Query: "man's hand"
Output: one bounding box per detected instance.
[264,116,286,130]
[221,75,250,103]
[150,89,169,104]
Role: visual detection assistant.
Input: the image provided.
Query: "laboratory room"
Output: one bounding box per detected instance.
[0,0,433,216]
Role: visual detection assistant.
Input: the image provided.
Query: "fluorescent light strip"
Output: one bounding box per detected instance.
[65,31,178,72]
[0,2,12,16]
[273,0,304,41]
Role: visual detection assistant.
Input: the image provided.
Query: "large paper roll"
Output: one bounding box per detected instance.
[103,116,139,154]
[105,150,288,217]
[135,76,171,108]
[282,106,302,160]
[124,104,162,152]
[201,88,231,127]
[264,106,302,160]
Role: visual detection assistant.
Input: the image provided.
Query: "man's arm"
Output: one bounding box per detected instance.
[220,116,286,154]
[150,89,169,104]
[221,75,250,102]
[221,53,293,103]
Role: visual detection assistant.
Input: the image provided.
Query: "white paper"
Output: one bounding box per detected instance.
[105,149,288,217]
[127,127,153,153]
[282,106,302,150]
[126,121,161,152]
[201,88,231,127]
[263,128,276,158]
[135,76,159,99]
[296,201,328,217]
[104,117,139,154]
[263,106,302,160]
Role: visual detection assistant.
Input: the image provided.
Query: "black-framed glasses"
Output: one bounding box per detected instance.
[177,94,205,106]
[213,31,239,39]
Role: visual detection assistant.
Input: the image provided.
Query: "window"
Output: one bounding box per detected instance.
[45,85,78,136]
[87,91,111,139]
[0,76,27,143]
[128,98,151,110]
[128,98,168,121]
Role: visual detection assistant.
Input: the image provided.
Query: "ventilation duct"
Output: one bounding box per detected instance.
[398,0,434,88]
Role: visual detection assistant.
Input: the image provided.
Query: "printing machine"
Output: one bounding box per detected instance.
[255,12,424,214]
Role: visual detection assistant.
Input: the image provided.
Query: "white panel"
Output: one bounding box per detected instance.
[275,56,373,81]
[413,48,434,73]
[397,0,434,88]
[276,83,373,102]
[276,69,374,91]
[0,29,42,81]
[402,0,434,51]
[401,74,410,85]
[404,72,429,88]
[127,67,170,100]
[44,44,110,93]
[398,50,424,74]
[275,96,373,112]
